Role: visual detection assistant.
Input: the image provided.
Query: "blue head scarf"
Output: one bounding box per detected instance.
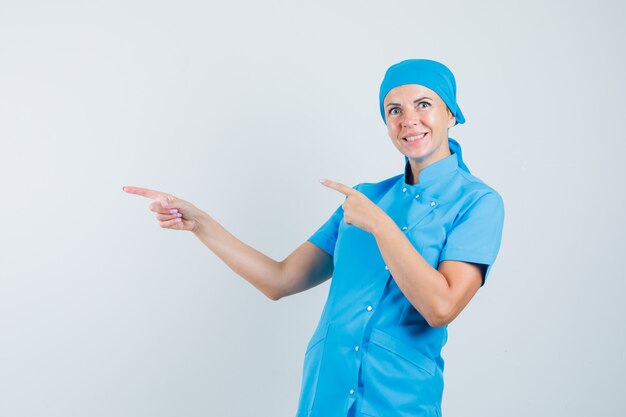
[379,58,470,174]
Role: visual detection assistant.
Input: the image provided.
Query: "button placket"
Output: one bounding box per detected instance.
[404,193,440,234]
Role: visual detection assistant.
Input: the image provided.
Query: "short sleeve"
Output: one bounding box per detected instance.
[439,192,505,285]
[307,204,344,256]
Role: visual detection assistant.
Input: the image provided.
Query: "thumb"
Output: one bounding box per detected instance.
[158,194,175,208]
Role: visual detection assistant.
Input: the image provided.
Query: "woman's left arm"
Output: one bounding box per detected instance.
[320,178,484,328]
[371,214,483,328]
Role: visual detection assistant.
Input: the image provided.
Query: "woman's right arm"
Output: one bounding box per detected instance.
[192,210,334,300]
[123,186,334,300]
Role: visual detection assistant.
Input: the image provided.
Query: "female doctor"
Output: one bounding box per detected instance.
[123,59,505,417]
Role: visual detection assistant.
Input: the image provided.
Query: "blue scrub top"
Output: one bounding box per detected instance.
[296,140,505,417]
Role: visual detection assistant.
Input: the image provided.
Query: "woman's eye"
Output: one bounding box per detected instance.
[388,108,400,116]
[417,102,431,109]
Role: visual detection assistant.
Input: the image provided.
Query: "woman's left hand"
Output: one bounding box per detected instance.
[320,178,390,235]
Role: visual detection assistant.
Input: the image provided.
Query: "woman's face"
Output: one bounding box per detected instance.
[383,84,456,169]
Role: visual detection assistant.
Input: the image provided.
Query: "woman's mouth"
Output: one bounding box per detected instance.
[403,132,428,142]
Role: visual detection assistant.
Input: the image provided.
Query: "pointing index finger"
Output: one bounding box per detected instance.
[319,178,355,196]
[122,186,168,200]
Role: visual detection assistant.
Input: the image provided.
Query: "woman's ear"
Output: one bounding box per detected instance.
[447,108,456,128]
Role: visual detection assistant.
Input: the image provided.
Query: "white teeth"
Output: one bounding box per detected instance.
[405,133,426,141]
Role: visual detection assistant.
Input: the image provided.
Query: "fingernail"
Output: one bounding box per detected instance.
[175,218,181,222]
[169,209,178,214]
[161,201,169,208]
[319,178,327,184]
[177,213,182,217]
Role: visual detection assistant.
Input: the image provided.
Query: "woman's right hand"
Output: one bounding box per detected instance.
[122,186,203,232]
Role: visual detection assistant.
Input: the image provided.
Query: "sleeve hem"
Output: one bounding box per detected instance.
[439,250,497,287]
[439,249,495,266]
[307,235,335,256]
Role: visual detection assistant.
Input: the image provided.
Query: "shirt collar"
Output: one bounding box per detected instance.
[403,151,460,186]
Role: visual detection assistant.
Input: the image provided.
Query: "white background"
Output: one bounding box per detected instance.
[1,0,624,416]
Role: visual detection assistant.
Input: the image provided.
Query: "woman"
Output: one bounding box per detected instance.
[123,59,504,417]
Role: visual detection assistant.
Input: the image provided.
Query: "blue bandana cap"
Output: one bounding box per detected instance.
[379,59,465,125]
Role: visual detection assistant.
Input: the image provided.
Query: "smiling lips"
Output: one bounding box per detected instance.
[403,132,428,142]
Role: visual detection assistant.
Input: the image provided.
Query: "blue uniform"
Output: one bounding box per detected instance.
[296,140,505,417]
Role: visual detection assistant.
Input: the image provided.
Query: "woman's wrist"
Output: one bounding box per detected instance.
[191,209,214,236]
[371,211,395,237]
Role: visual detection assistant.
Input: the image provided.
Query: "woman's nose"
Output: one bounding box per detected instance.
[401,115,419,128]
[399,108,421,127]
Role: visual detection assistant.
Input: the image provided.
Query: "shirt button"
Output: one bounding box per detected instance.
[354,345,360,352]
[349,389,355,395]
[384,265,388,270]
[430,201,436,207]
[415,194,420,199]
[366,305,373,312]
[401,226,408,231]
[402,187,407,193]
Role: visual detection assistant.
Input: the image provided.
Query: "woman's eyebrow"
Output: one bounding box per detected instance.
[386,97,433,107]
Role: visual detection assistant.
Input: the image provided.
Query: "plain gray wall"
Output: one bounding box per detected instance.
[1,0,624,416]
